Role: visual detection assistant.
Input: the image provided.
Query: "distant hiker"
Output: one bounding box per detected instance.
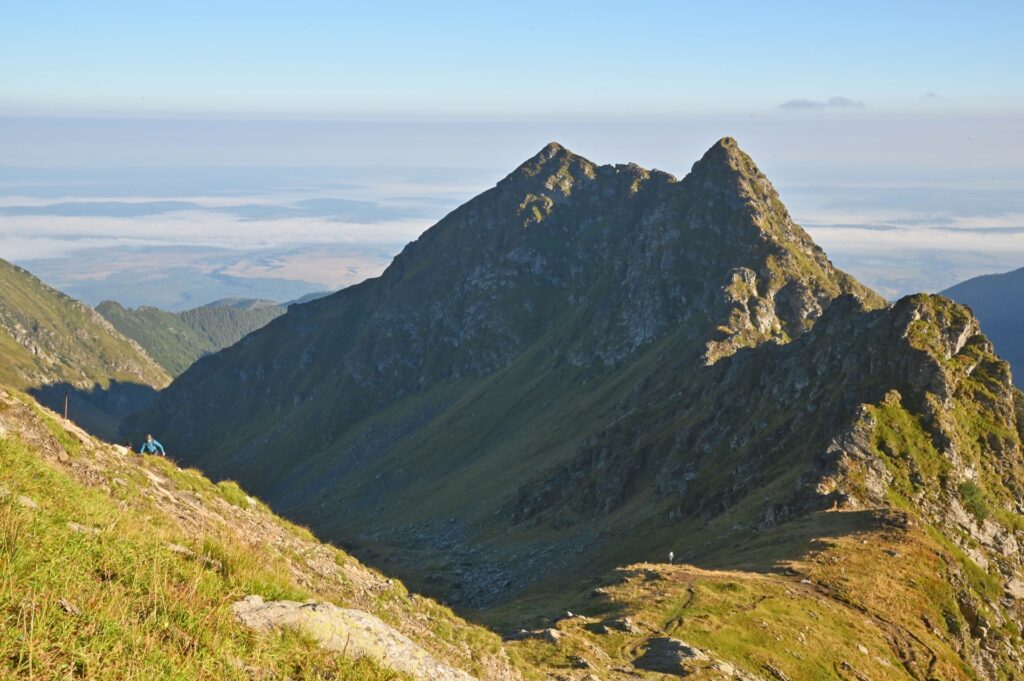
[668,551,674,564]
[139,434,166,456]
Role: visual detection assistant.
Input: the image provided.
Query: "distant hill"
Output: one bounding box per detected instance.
[96,298,287,376]
[0,258,169,438]
[285,290,333,306]
[942,265,1023,386]
[199,297,282,310]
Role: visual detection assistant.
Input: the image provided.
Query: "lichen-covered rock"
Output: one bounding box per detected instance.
[232,595,476,681]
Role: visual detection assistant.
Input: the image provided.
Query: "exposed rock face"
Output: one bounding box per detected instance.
[232,595,476,681]
[942,265,1024,387]
[513,293,1024,677]
[632,637,765,679]
[132,140,879,591]
[633,637,707,671]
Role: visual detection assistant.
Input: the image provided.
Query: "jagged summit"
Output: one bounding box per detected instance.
[501,140,597,195]
[537,140,568,158]
[504,137,790,228]
[688,136,756,180]
[685,136,777,203]
[510,141,574,171]
[519,136,749,178]
[696,135,743,161]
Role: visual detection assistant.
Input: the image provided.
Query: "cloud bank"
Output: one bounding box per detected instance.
[778,96,865,110]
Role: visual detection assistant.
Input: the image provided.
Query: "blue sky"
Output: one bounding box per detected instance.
[0,1,1022,306]
[3,1,1022,117]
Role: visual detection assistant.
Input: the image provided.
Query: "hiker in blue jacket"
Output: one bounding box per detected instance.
[139,434,166,456]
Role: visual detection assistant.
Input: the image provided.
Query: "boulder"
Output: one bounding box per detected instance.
[232,595,475,681]
[633,637,709,674]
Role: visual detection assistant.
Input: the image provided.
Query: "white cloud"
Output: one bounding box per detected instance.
[0,212,433,260]
[778,96,865,110]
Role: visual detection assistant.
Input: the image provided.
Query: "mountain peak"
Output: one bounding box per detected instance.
[514,141,576,171]
[689,136,758,180]
[501,141,596,192]
[537,141,569,159]
[684,136,798,239]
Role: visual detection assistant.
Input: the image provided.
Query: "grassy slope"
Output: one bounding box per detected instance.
[0,260,168,391]
[96,300,285,377]
[0,388,513,680]
[507,518,985,680]
[321,296,1024,679]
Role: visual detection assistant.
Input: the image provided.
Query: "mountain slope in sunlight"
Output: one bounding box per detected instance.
[96,298,286,376]
[0,258,169,439]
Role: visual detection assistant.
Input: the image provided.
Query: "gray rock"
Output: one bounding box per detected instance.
[232,595,476,680]
[763,663,791,681]
[603,616,641,634]
[633,637,709,675]
[504,627,562,643]
[1005,578,1024,599]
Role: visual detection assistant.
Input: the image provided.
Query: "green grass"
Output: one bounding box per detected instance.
[0,434,405,679]
[958,481,989,522]
[13,391,82,457]
[216,481,251,509]
[0,390,516,679]
[96,300,285,377]
[0,259,168,390]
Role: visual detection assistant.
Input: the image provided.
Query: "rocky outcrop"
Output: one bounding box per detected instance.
[232,595,476,681]
[632,637,766,679]
[132,138,880,608]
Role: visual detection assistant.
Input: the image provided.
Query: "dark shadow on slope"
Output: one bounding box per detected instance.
[693,509,891,573]
[463,509,893,632]
[30,381,160,443]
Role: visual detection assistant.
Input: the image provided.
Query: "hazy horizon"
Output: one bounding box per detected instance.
[2,1,1022,307]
